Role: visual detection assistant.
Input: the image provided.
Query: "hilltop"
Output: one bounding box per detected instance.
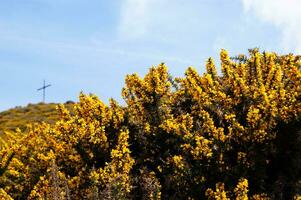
[0,101,74,135]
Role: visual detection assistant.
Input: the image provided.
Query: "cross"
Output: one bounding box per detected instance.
[37,80,51,102]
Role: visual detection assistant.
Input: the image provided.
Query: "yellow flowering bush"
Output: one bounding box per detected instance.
[0,49,300,199]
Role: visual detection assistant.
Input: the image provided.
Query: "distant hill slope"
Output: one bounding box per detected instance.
[0,101,74,135]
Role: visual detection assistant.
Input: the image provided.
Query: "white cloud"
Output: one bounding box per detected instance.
[242,0,301,53]
[117,0,197,43]
[0,31,192,65]
[118,0,157,39]
[116,0,197,64]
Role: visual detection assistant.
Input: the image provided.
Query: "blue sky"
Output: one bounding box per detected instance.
[0,0,300,111]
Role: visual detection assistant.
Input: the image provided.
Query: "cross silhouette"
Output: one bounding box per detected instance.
[37,80,51,102]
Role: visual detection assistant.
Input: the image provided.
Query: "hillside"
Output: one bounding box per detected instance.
[0,101,74,135]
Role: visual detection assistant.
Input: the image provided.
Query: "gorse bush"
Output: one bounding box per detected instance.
[0,49,300,199]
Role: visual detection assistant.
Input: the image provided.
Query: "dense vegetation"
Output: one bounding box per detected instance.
[0,49,300,199]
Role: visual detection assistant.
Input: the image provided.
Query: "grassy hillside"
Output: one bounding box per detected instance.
[0,101,74,135]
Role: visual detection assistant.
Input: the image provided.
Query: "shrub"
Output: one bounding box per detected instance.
[0,49,300,199]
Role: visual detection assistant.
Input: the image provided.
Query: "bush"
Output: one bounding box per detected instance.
[0,49,300,199]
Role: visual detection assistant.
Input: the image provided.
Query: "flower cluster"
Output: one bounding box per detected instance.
[0,49,300,199]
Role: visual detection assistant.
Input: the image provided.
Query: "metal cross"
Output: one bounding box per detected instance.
[37,80,51,102]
